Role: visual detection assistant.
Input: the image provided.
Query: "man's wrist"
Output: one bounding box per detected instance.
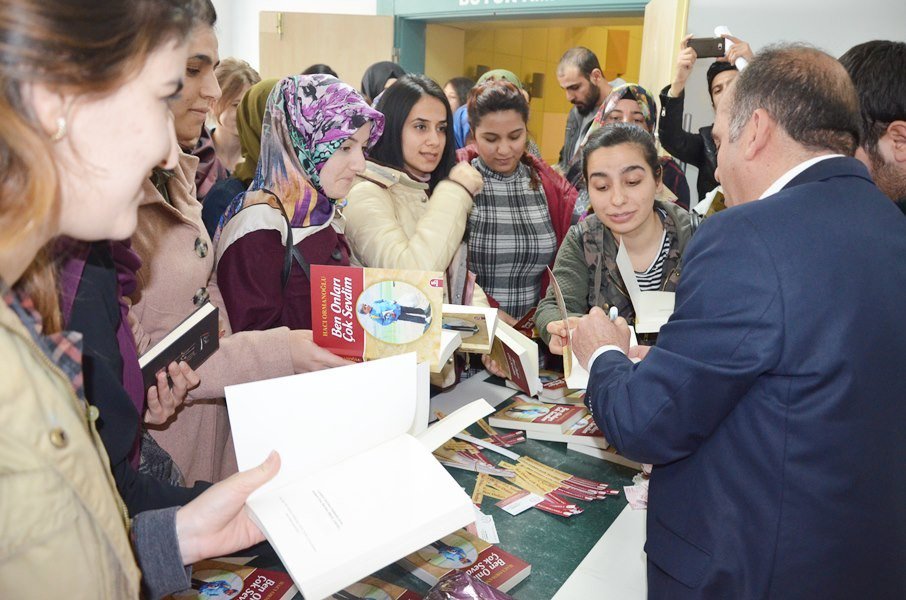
[588,344,626,369]
[668,83,685,98]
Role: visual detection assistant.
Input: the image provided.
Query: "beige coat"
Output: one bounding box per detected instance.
[342,162,488,308]
[129,153,294,484]
[0,299,141,598]
[343,162,473,273]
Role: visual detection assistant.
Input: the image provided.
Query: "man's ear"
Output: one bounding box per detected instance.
[590,68,604,84]
[743,108,773,161]
[885,121,906,163]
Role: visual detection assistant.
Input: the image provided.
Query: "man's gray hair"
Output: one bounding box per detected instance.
[727,43,860,155]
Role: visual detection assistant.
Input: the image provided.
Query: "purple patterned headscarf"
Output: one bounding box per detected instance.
[249,74,384,227]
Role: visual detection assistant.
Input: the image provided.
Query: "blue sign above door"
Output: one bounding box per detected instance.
[382,0,648,20]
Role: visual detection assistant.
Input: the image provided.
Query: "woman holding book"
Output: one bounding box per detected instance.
[128,8,352,487]
[0,0,280,596]
[343,74,486,306]
[457,80,577,325]
[214,74,384,332]
[537,124,695,352]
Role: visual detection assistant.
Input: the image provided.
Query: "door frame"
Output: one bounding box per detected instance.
[378,0,650,73]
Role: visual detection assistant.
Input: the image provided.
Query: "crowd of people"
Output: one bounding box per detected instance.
[0,0,903,597]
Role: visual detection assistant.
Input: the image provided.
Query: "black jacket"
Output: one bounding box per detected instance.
[658,85,719,201]
[68,243,208,513]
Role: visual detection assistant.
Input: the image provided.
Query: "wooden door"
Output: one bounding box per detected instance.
[259,12,395,89]
[637,0,690,94]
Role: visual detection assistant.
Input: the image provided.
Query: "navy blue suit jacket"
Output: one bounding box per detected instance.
[586,158,906,598]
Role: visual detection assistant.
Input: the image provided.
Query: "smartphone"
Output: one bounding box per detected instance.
[688,37,726,58]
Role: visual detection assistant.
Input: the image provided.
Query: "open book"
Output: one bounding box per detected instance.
[225,354,492,600]
[442,304,498,354]
[488,321,540,396]
[545,268,590,390]
[615,242,675,333]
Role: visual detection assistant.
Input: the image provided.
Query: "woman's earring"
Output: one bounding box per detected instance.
[50,116,67,142]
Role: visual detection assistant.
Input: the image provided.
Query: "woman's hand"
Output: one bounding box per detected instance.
[176,451,281,565]
[449,163,484,196]
[481,354,508,379]
[144,361,200,425]
[289,329,354,373]
[497,309,518,327]
[545,317,581,355]
[628,344,652,361]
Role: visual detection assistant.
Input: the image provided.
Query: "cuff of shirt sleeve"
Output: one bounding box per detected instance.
[589,345,626,370]
[133,506,191,599]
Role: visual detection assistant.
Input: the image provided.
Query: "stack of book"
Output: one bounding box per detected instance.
[488,396,642,471]
[399,528,531,594]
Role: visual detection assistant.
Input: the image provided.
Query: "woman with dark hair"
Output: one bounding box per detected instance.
[215,74,384,332]
[344,74,484,290]
[360,60,407,105]
[444,76,475,112]
[129,11,347,487]
[458,80,577,325]
[0,0,279,596]
[303,63,339,77]
[537,123,695,351]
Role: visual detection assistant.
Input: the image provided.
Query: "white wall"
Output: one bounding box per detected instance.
[213,0,378,70]
[675,0,906,197]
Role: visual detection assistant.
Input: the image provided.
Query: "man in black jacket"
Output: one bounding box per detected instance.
[658,34,753,202]
[556,47,613,170]
[839,40,906,215]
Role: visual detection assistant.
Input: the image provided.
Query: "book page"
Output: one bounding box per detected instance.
[408,361,431,437]
[416,398,493,452]
[226,353,419,493]
[248,435,475,600]
[615,243,675,333]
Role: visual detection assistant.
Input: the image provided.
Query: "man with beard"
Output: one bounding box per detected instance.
[556,47,613,170]
[839,40,906,215]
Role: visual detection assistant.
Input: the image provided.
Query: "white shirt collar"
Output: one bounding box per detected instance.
[758,154,843,199]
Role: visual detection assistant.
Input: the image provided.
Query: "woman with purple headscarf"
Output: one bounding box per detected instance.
[215,75,384,332]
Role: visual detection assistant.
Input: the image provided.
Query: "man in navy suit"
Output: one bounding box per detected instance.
[570,45,906,598]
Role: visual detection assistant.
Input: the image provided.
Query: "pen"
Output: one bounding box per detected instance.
[609,306,618,321]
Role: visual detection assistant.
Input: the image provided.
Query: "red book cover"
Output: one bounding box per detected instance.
[399,529,530,593]
[168,559,296,600]
[310,265,444,368]
[311,265,366,358]
[488,398,586,434]
[501,342,530,395]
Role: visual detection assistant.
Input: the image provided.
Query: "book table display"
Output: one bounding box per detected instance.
[249,428,638,599]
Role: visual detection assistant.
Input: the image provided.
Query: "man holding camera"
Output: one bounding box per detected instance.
[658,34,753,203]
